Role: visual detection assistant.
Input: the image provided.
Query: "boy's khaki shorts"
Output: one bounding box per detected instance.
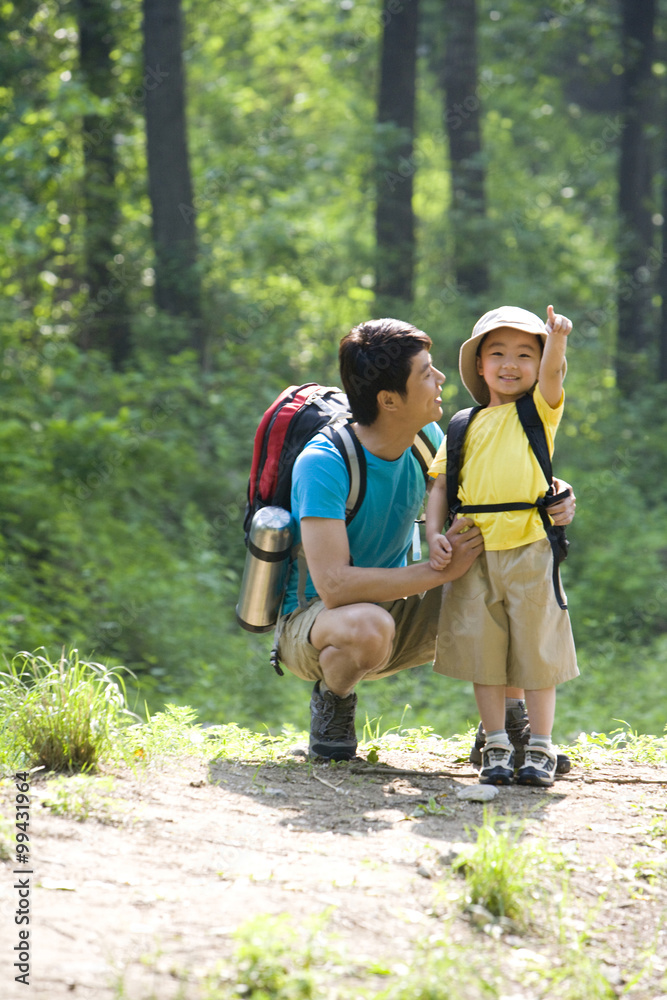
[433,538,578,690]
[275,587,444,683]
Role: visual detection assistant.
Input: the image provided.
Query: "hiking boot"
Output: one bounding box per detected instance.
[479,742,515,785]
[516,745,558,787]
[505,702,531,764]
[309,681,358,761]
[469,703,571,774]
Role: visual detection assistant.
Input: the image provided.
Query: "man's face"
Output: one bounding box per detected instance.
[401,348,446,428]
[476,327,541,406]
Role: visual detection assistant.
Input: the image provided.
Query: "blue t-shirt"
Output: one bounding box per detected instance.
[281,422,444,615]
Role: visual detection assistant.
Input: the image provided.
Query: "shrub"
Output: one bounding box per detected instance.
[0,648,138,772]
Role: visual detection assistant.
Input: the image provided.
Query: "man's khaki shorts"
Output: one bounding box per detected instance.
[275,587,444,683]
[434,538,578,689]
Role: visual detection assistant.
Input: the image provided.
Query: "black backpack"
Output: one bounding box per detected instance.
[445,391,570,609]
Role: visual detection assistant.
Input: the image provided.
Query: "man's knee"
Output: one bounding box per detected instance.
[342,604,395,670]
[312,602,395,673]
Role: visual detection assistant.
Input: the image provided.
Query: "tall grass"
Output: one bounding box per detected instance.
[0,648,139,772]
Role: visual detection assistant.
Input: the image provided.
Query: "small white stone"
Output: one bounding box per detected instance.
[456,785,499,801]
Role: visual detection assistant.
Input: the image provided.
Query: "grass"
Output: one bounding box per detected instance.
[0,648,139,772]
[0,811,12,860]
[122,703,208,764]
[450,808,569,930]
[566,722,667,767]
[40,775,131,825]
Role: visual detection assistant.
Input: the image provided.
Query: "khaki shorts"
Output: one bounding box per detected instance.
[275,587,444,683]
[434,539,578,690]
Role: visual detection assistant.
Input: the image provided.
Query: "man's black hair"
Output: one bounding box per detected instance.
[339,318,432,426]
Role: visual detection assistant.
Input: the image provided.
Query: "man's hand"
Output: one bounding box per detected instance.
[445,516,484,576]
[428,532,453,571]
[550,478,576,525]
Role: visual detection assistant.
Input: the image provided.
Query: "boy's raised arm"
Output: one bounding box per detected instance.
[539,304,572,408]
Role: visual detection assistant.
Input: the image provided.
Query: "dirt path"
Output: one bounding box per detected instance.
[1,745,666,999]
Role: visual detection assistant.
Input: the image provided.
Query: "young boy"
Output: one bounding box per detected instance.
[425,305,578,787]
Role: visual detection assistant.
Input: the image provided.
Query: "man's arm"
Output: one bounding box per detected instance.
[301,515,483,610]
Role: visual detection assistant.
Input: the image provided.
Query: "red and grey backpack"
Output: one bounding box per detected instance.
[243,382,437,542]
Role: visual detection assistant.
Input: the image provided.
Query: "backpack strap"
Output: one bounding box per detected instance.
[323,423,367,525]
[515,392,552,486]
[411,429,438,478]
[445,406,484,520]
[515,393,570,610]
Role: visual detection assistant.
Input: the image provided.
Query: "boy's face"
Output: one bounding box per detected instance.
[476,327,542,407]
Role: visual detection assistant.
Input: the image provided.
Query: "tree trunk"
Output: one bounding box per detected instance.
[440,0,488,296]
[658,68,667,383]
[143,0,203,357]
[375,0,419,307]
[77,0,132,367]
[616,0,656,395]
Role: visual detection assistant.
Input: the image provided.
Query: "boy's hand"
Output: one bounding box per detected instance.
[428,532,453,571]
[546,304,573,337]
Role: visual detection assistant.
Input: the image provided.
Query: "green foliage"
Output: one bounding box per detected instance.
[452,809,568,928]
[0,648,138,772]
[122,704,207,765]
[204,913,337,1000]
[0,811,12,861]
[40,775,129,825]
[566,724,667,767]
[208,722,307,764]
[0,0,664,739]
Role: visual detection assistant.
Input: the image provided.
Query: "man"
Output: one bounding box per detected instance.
[274,318,575,761]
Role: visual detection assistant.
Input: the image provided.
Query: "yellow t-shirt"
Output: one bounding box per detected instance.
[429,386,564,551]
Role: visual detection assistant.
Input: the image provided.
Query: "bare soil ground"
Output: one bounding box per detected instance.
[1,744,666,999]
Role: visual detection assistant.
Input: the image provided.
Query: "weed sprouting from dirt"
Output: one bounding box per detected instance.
[40,775,131,825]
[0,648,139,772]
[451,808,569,929]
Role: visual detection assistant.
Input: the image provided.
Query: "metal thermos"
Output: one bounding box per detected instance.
[236,506,294,632]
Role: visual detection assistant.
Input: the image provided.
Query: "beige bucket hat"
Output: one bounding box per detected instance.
[459,305,567,405]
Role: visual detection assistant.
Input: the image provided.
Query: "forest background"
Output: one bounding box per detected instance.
[1,0,666,744]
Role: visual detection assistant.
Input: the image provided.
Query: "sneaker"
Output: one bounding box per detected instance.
[479,741,515,785]
[309,681,358,761]
[469,704,571,774]
[516,745,558,787]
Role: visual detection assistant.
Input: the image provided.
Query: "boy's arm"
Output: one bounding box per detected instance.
[425,475,449,548]
[425,475,453,569]
[539,304,572,408]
